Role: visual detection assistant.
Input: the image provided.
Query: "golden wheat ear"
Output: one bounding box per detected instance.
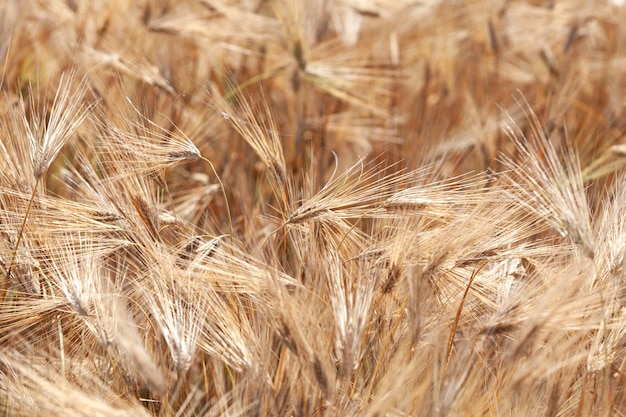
[499,101,596,260]
[19,71,95,182]
[285,157,418,226]
[1,71,97,307]
[93,97,200,182]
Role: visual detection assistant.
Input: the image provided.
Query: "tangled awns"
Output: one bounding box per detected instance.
[2,1,626,416]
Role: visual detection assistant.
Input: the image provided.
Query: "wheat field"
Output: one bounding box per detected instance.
[1,0,626,416]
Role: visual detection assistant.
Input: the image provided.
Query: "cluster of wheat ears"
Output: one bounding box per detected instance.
[3,0,626,416]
